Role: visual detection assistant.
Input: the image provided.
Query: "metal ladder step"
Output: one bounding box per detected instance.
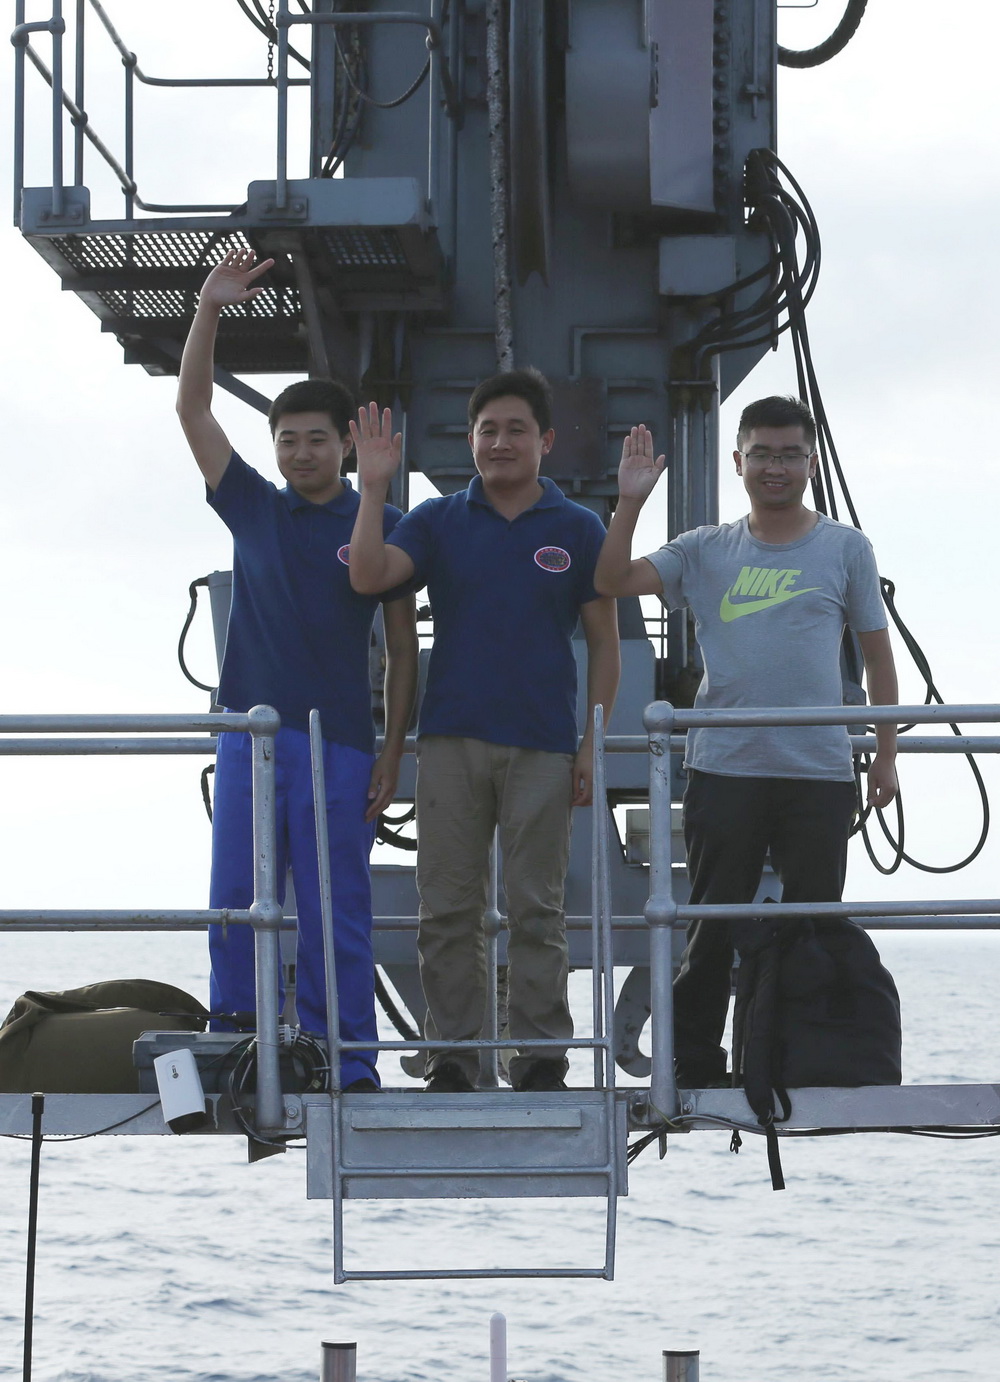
[304,1090,628,1201]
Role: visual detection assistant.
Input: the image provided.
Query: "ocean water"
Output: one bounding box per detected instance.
[0,931,998,1382]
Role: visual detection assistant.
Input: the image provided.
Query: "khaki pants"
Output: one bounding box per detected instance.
[415,735,574,1085]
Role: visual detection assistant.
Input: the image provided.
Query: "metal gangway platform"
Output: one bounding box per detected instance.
[2,702,1000,1282]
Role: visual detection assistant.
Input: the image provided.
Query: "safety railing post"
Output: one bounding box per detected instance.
[481,834,502,1088]
[591,702,620,1279]
[248,704,284,1133]
[308,711,342,1094]
[50,0,65,217]
[13,0,26,224]
[73,0,85,186]
[590,703,613,1088]
[122,39,135,218]
[644,701,679,1120]
[275,0,290,208]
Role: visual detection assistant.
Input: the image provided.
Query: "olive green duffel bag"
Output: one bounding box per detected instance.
[0,979,208,1094]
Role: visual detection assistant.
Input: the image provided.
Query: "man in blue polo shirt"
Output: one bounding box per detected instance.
[175,247,417,1091]
[348,369,620,1092]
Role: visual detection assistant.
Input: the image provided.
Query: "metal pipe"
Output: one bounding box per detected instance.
[123,39,134,217]
[590,707,606,1088]
[85,0,308,88]
[320,1342,356,1382]
[275,0,290,209]
[249,707,284,1133]
[664,1350,699,1382]
[645,704,678,1120]
[646,701,1000,731]
[343,1266,606,1281]
[308,711,342,1094]
[4,909,1000,934]
[12,0,26,225]
[593,705,620,1279]
[0,910,256,930]
[50,0,65,217]
[481,835,502,1088]
[0,737,217,755]
[73,0,84,185]
[0,713,248,732]
[6,731,999,756]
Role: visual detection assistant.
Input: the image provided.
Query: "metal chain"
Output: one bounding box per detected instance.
[266,0,275,83]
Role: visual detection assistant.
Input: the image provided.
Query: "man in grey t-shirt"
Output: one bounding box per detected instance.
[595,395,898,1085]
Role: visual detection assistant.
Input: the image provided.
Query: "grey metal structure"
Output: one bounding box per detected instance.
[9,2,1000,1282]
[9,0,833,1066]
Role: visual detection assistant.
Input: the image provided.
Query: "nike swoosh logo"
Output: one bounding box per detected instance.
[719,586,820,622]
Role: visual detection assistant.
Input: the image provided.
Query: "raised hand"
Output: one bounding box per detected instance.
[350,402,403,490]
[619,424,666,503]
[199,247,275,311]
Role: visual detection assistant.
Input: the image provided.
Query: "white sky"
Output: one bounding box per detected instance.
[2,0,999,923]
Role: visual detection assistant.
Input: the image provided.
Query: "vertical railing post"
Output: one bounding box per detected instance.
[73,0,85,186]
[248,705,285,1133]
[275,0,290,209]
[122,45,135,218]
[50,0,65,218]
[644,701,679,1120]
[592,702,620,1280]
[481,834,502,1087]
[308,711,342,1094]
[590,703,613,1088]
[13,0,27,225]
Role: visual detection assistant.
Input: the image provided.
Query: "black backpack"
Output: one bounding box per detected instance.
[731,910,902,1189]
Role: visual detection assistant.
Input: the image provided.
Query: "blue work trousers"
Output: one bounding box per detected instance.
[208,726,379,1087]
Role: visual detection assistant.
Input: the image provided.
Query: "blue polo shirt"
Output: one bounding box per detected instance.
[209,451,405,750]
[388,476,606,754]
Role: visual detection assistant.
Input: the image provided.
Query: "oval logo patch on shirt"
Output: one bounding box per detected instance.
[337,545,351,565]
[534,546,571,572]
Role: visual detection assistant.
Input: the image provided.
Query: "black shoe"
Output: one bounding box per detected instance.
[674,1059,729,1089]
[343,1077,379,1093]
[424,1060,476,1093]
[513,1060,568,1092]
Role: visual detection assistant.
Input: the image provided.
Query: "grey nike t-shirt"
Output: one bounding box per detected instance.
[644,514,886,780]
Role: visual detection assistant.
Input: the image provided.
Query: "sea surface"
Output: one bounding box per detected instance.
[0,930,997,1382]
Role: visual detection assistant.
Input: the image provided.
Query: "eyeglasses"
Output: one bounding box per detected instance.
[740,450,815,466]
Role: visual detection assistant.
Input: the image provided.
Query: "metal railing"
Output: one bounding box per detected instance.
[637,700,1000,1126]
[4,701,1000,1139]
[0,707,287,1132]
[11,0,460,222]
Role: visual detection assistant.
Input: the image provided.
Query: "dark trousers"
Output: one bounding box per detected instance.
[673,769,857,1082]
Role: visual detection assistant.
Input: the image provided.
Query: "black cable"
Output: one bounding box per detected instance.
[178,577,216,694]
[375,969,420,1042]
[628,1115,1000,1164]
[227,1030,328,1145]
[777,0,868,69]
[334,30,430,110]
[698,147,991,875]
[375,803,417,851]
[200,764,215,824]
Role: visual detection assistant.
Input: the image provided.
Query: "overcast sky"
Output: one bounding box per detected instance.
[2,0,1000,929]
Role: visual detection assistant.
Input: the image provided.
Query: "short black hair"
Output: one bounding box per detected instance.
[468,367,553,434]
[737,395,816,451]
[268,378,356,438]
